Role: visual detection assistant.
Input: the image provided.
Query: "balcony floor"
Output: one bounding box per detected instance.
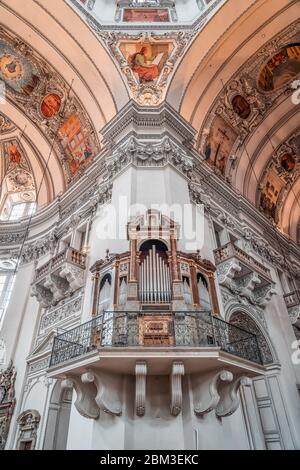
[48,346,270,378]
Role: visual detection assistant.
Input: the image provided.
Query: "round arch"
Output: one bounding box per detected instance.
[226,305,277,365]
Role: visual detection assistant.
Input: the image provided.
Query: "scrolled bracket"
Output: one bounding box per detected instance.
[193,369,233,416]
[61,376,99,420]
[135,361,147,417]
[170,361,185,416]
[82,369,122,416]
[216,375,252,418]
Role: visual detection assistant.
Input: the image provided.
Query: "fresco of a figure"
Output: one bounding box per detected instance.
[203,116,238,174]
[232,94,251,119]
[123,8,169,22]
[120,42,171,83]
[41,94,61,119]
[281,153,296,172]
[260,169,284,219]
[58,114,95,176]
[6,142,22,165]
[258,43,300,91]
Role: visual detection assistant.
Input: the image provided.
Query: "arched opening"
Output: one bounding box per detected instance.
[43,380,73,450]
[228,311,274,365]
[98,273,112,312]
[139,239,171,304]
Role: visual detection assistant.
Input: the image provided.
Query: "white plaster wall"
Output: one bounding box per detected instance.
[1,261,37,366]
[66,394,94,449]
[124,375,185,450]
[263,295,300,448]
[66,373,253,450]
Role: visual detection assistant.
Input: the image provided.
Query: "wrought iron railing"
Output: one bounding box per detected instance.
[49,311,263,367]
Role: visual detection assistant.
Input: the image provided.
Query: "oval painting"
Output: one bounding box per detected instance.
[41,93,61,118]
[258,43,300,91]
[281,153,295,172]
[232,95,251,119]
[0,54,23,81]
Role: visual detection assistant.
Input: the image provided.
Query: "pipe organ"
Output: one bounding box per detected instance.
[90,211,219,314]
[139,245,171,303]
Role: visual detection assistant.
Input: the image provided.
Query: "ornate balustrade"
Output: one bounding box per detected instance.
[31,247,87,307]
[283,290,300,329]
[214,242,271,279]
[49,310,263,367]
[283,290,300,308]
[214,242,276,307]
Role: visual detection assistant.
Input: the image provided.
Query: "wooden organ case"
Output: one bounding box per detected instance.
[90,210,219,347]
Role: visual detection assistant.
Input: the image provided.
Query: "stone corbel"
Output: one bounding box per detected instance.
[193,369,233,416]
[170,362,185,416]
[31,284,53,307]
[59,265,85,291]
[82,370,122,416]
[217,260,242,286]
[61,376,99,420]
[44,274,69,303]
[253,284,277,307]
[238,273,261,297]
[216,375,252,418]
[135,361,147,417]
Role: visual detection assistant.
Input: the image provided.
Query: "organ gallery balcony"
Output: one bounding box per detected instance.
[31,247,87,307]
[48,310,266,372]
[214,242,276,307]
[47,311,268,421]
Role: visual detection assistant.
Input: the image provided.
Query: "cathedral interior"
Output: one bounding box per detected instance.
[0,0,300,451]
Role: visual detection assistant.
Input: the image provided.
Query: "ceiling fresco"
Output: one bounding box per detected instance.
[0,0,299,243]
[97,30,192,105]
[197,20,300,236]
[0,131,36,219]
[0,29,100,184]
[258,129,300,223]
[258,43,300,92]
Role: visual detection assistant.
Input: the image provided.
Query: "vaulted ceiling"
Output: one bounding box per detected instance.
[168,0,300,241]
[0,0,299,242]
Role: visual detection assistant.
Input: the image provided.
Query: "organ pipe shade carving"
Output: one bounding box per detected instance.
[139,244,171,303]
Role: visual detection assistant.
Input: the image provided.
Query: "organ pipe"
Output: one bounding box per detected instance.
[139,245,171,303]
